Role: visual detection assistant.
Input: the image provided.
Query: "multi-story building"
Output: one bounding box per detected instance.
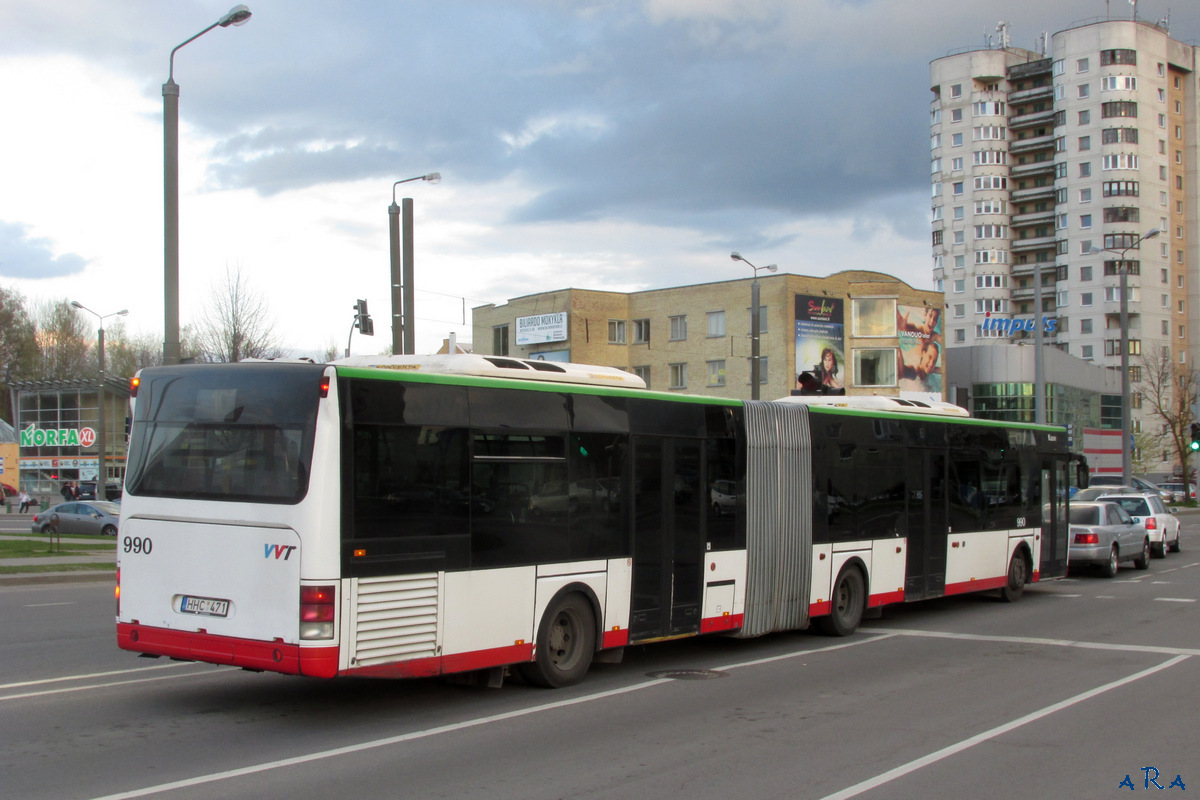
[930,18,1198,473]
[473,271,943,402]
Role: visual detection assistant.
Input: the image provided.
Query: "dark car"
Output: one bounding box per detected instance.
[31,501,121,536]
[78,482,123,502]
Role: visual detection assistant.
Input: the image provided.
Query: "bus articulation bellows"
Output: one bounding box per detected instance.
[115,355,1077,687]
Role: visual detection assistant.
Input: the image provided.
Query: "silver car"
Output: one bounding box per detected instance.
[1095,492,1181,558]
[31,501,121,536]
[1068,501,1149,577]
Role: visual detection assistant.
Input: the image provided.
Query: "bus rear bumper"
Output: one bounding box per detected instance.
[116,623,339,677]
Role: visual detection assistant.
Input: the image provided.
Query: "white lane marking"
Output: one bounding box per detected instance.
[0,662,201,694]
[1,671,225,701]
[24,602,76,607]
[85,634,892,800]
[817,655,1191,800]
[1047,593,1083,598]
[867,627,1200,657]
[1154,598,1196,603]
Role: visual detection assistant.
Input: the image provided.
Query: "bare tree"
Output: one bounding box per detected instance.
[193,265,285,363]
[31,299,92,381]
[0,286,39,421]
[1137,345,1198,482]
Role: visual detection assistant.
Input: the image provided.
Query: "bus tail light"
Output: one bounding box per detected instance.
[130,376,140,398]
[115,567,121,616]
[1074,532,1099,545]
[300,584,335,640]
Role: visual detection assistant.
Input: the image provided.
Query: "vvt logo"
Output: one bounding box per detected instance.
[264,544,296,560]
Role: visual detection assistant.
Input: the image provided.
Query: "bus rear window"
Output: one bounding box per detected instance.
[124,364,323,504]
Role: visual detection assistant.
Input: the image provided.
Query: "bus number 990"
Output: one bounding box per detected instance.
[123,536,153,555]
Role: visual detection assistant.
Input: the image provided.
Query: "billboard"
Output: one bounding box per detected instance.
[897,304,943,399]
[794,295,845,392]
[515,312,568,345]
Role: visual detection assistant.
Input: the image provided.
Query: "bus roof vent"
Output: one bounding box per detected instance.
[331,354,646,389]
[773,394,970,417]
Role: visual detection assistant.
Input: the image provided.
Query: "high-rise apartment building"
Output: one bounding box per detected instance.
[930,18,1197,472]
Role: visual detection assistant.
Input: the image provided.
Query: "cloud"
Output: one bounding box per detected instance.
[0,220,89,279]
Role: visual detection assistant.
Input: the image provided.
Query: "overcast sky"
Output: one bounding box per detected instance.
[1,1,1197,357]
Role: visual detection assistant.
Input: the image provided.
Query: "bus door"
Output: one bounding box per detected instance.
[629,437,703,642]
[1039,457,1069,579]
[905,449,948,601]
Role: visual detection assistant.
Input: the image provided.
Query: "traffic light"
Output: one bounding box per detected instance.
[354,299,374,336]
[1190,422,1200,452]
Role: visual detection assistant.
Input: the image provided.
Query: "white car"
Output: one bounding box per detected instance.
[1095,492,1182,558]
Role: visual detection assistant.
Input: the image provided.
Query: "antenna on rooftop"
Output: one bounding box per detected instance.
[996,21,1009,49]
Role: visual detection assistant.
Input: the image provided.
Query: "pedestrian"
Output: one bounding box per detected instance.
[19,488,31,513]
[61,482,73,502]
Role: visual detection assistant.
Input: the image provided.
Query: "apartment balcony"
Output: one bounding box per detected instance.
[1011,184,1056,202]
[1009,109,1056,129]
[1011,235,1057,252]
[1010,209,1056,226]
[1009,134,1055,154]
[1008,84,1053,104]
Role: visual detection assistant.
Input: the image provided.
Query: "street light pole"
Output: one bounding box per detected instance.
[1086,228,1160,486]
[163,5,251,366]
[388,173,441,355]
[71,302,129,491]
[730,252,778,401]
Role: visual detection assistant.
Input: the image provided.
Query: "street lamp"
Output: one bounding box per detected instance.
[389,173,441,355]
[163,4,252,366]
[731,252,777,400]
[71,302,129,492]
[1085,227,1161,486]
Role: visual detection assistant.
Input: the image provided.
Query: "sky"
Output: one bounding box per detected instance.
[1,1,1198,359]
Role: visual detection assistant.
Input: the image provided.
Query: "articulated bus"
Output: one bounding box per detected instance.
[116,355,1079,687]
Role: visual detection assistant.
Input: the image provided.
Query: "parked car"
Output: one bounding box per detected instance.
[1073,485,1137,502]
[1157,481,1195,503]
[0,482,16,498]
[1095,492,1182,557]
[78,481,123,502]
[31,501,122,536]
[1068,501,1149,577]
[1088,475,1173,503]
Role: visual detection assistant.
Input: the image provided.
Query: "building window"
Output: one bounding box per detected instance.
[950,84,962,98]
[608,319,626,344]
[492,325,510,356]
[1103,207,1139,223]
[1079,215,1092,229]
[1101,154,1138,170]
[669,363,687,390]
[746,305,768,334]
[954,329,965,343]
[1101,75,1136,91]
[1100,49,1136,66]
[1100,101,1137,119]
[631,319,650,344]
[1078,109,1090,125]
[952,132,963,147]
[852,298,896,338]
[1082,345,1093,359]
[1077,84,1090,99]
[1081,318,1093,334]
[1078,135,1091,151]
[706,360,725,387]
[1077,58,1089,72]
[1079,162,1091,177]
[669,315,687,341]
[853,349,897,388]
[632,365,650,387]
[706,310,726,338]
[1080,266,1092,281]
[1101,127,1138,144]
[1102,181,1138,197]
[951,108,963,122]
[1079,188,1092,203]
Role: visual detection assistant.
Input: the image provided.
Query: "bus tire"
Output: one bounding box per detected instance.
[519,593,596,688]
[814,566,865,637]
[999,548,1029,603]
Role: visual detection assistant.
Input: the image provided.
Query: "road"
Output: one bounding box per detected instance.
[1,527,1197,800]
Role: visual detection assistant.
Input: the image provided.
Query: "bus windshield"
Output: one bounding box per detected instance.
[124,363,324,504]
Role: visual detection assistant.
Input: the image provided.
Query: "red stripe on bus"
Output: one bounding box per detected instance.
[700,613,743,634]
[343,642,533,679]
[868,589,904,608]
[944,576,1007,596]
[116,623,338,677]
[603,629,630,648]
[1031,569,1040,582]
[809,600,832,617]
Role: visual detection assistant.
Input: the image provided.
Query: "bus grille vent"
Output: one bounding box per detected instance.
[352,573,440,666]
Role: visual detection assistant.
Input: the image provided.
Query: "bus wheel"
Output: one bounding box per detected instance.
[815,567,865,637]
[519,593,596,688]
[999,549,1028,603]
